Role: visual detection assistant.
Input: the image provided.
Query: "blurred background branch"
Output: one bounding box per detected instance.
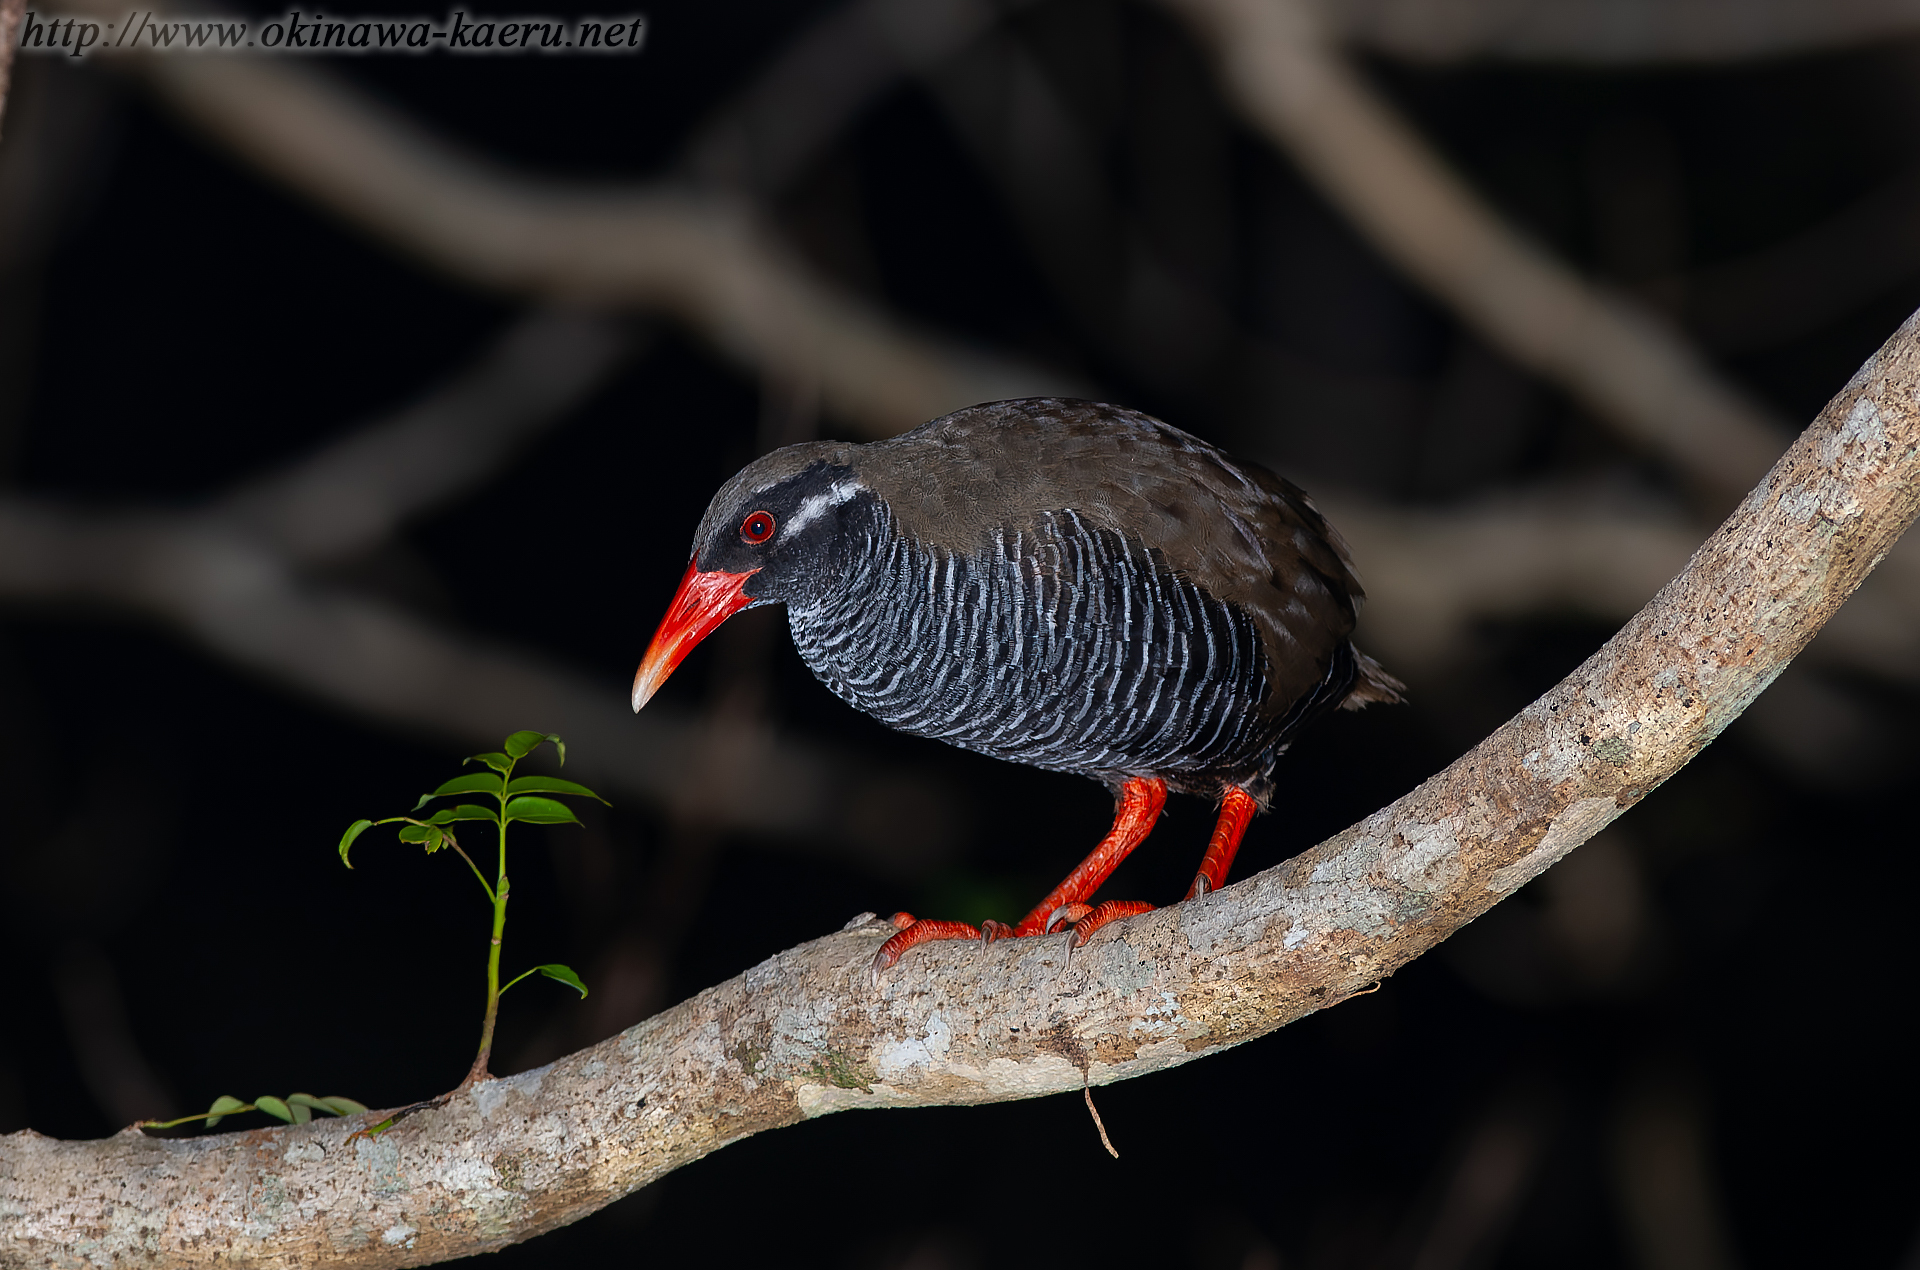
[70,36,1078,436]
[1161,0,1789,507]
[0,0,24,136]
[1318,0,1920,64]
[0,468,961,878]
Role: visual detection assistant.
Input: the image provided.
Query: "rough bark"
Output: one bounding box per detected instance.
[6,310,1920,1267]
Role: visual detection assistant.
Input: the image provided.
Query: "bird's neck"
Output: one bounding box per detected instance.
[781,495,895,621]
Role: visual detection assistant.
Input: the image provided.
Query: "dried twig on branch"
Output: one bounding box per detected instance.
[5,285,1915,1264]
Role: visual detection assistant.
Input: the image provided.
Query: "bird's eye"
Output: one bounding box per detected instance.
[740,511,777,544]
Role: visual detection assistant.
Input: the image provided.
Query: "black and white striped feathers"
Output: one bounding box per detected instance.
[684,398,1401,800]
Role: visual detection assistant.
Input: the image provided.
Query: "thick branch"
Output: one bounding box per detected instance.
[5,283,1916,1263]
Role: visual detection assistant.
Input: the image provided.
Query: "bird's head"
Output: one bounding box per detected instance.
[633,448,868,711]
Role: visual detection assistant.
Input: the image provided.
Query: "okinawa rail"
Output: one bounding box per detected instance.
[633,398,1403,978]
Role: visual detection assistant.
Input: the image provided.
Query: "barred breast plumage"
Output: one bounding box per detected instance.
[633,398,1402,976]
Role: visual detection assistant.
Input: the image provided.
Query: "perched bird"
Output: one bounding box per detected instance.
[633,398,1402,976]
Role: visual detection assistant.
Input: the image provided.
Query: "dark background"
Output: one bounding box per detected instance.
[3,3,1918,1267]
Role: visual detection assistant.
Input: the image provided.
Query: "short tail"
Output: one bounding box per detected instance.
[1340,649,1406,709]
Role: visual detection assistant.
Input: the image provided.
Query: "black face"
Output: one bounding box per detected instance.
[691,460,872,605]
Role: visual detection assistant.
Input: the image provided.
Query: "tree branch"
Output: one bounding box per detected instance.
[99,50,1075,437]
[1159,0,1791,508]
[683,0,1010,195]
[5,279,1915,1262]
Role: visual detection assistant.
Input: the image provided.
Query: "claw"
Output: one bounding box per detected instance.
[979,919,1016,944]
[1045,903,1093,934]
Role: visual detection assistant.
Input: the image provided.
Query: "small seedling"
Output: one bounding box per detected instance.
[340,729,605,1087]
[141,1093,369,1132]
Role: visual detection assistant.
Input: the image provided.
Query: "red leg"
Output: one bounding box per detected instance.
[870,776,1167,979]
[1186,786,1259,899]
[1012,777,1168,936]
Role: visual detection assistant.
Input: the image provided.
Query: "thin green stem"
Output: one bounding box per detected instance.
[137,1106,255,1130]
[445,839,495,904]
[464,757,514,1086]
[373,815,495,902]
[498,967,539,995]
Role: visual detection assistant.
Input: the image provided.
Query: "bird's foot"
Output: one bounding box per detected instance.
[870,912,983,983]
[1048,900,1155,945]
[870,901,1157,982]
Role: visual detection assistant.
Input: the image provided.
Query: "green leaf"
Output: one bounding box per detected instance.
[412,773,505,810]
[466,752,513,773]
[205,1094,249,1128]
[503,796,581,826]
[536,963,589,997]
[396,823,448,852]
[426,804,498,825]
[338,819,373,869]
[505,776,608,804]
[285,1092,368,1118]
[504,730,561,760]
[289,1100,313,1125]
[255,1096,294,1124]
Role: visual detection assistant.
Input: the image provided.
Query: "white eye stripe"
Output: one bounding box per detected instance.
[781,479,863,540]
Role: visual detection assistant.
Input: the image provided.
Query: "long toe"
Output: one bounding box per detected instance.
[870,918,984,982]
[1068,900,1156,946]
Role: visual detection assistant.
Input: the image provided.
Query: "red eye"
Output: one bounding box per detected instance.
[740,511,776,544]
